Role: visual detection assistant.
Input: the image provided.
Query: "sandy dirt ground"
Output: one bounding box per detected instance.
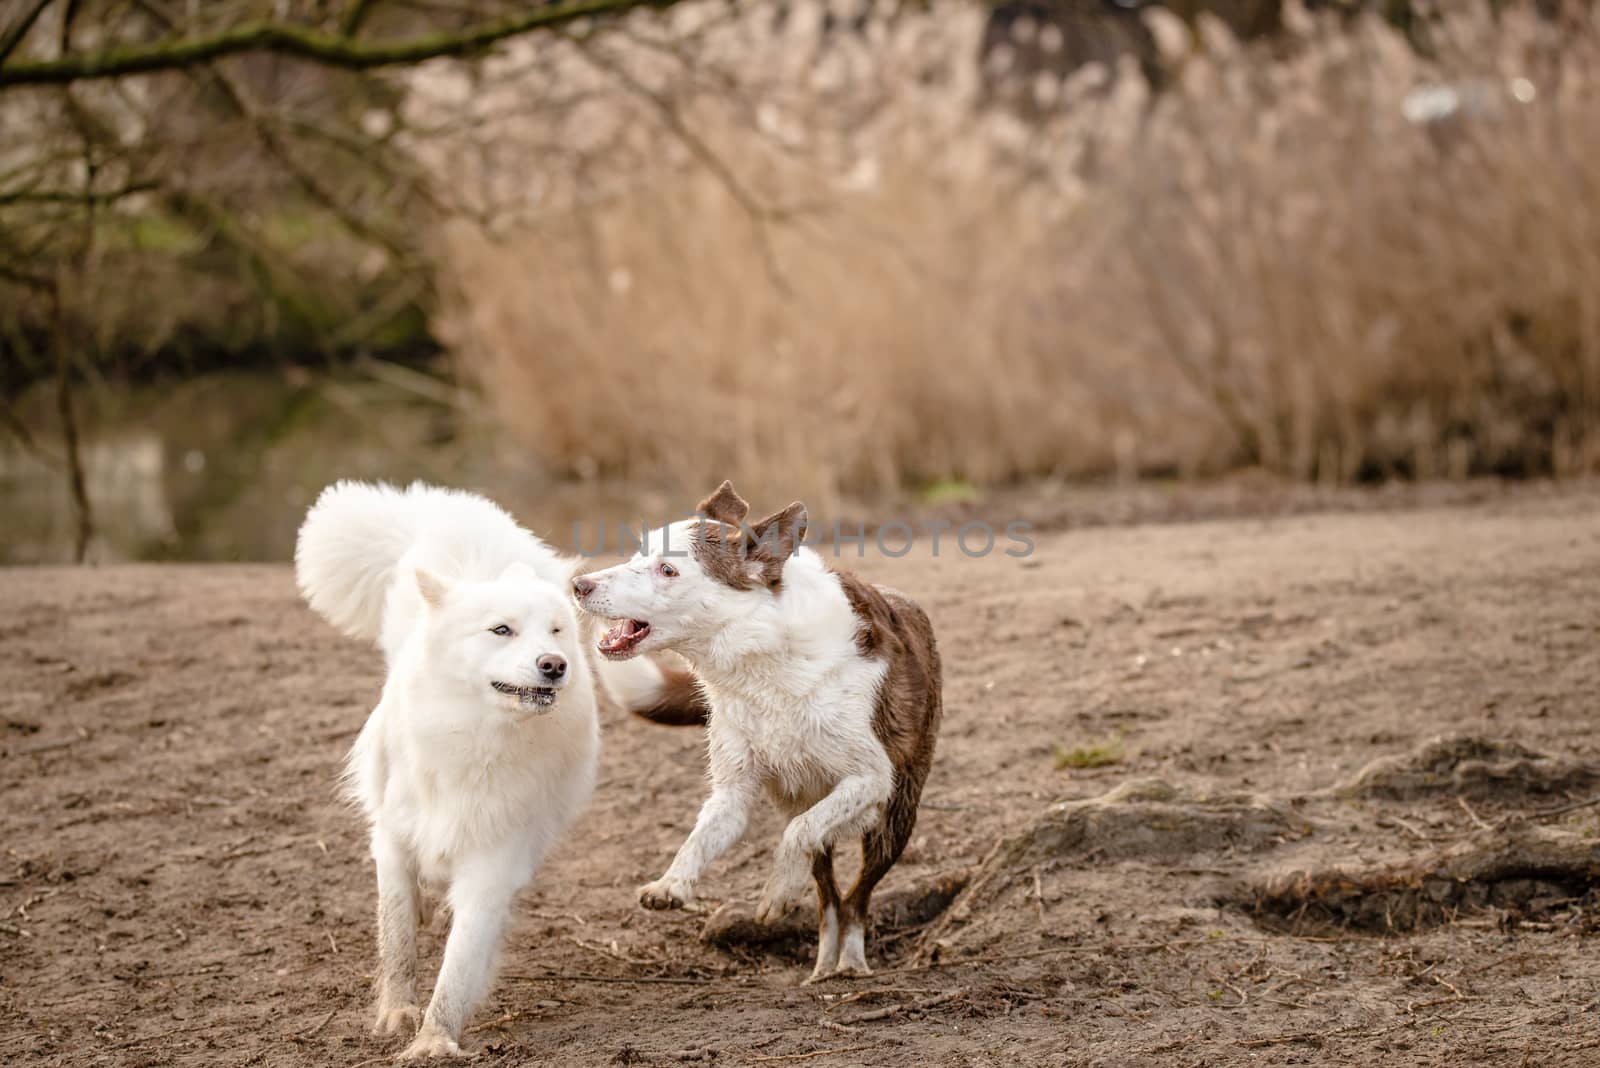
[3,486,1599,1067]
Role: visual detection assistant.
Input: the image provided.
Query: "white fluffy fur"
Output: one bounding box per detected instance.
[297,481,658,1058]
[576,520,892,979]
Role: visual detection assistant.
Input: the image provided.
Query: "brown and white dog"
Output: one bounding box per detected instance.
[572,482,942,980]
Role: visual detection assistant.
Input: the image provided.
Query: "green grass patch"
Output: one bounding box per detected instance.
[921,477,977,506]
[1053,735,1126,770]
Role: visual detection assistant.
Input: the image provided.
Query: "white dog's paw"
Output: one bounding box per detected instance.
[754,864,811,925]
[638,875,693,911]
[396,1022,470,1060]
[373,1001,422,1036]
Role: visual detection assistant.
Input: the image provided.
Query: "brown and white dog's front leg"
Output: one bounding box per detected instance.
[639,778,757,910]
[756,772,892,928]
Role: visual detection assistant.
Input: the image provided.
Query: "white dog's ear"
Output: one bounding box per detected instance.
[415,568,450,608]
[499,560,540,585]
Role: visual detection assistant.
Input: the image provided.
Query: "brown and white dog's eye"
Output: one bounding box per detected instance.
[658,561,678,578]
[489,624,514,637]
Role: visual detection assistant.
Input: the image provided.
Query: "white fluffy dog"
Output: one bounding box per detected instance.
[296,481,676,1059]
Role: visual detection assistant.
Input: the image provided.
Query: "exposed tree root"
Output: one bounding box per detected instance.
[1245,827,1600,933]
[1338,735,1594,801]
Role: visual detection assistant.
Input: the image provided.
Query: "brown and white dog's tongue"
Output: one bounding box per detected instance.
[599,619,650,658]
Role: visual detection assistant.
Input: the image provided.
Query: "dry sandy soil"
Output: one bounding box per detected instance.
[3,485,1599,1067]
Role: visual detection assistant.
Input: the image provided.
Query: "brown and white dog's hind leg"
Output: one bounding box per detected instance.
[835,775,923,977]
[806,849,843,984]
[757,771,889,924]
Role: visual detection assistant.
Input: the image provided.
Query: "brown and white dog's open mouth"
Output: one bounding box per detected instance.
[598,619,651,660]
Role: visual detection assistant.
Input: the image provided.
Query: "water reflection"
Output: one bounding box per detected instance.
[0,367,670,564]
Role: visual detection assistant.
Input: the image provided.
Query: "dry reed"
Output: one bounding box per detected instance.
[408,0,1600,506]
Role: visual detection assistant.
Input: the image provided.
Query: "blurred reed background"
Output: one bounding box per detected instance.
[2,0,1596,562]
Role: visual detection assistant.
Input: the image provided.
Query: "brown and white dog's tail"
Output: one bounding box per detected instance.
[593,655,709,727]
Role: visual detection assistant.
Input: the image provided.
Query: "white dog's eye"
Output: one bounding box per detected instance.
[552,626,562,634]
[489,624,514,637]
[658,562,678,578]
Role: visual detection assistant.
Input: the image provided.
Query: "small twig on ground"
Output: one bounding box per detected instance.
[662,1047,717,1061]
[1032,866,1046,925]
[1235,1024,1385,1048]
[835,988,968,1025]
[824,988,942,1010]
[504,972,712,986]
[567,935,653,965]
[1136,1033,1196,1054]
[749,1045,877,1063]
[891,942,1164,976]
[1234,1031,1324,1049]
[212,847,277,865]
[1458,796,1494,832]
[1513,795,1600,824]
[1206,968,1248,1008]
[103,1021,216,1050]
[292,1009,336,1041]
[1377,816,1432,842]
[15,737,78,757]
[1406,973,1473,1013]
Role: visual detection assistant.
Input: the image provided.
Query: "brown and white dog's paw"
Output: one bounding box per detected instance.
[637,875,693,911]
[802,965,836,986]
[830,961,873,979]
[396,1022,469,1060]
[373,1001,422,1037]
[754,863,812,925]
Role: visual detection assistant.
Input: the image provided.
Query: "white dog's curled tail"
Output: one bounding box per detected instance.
[295,480,419,643]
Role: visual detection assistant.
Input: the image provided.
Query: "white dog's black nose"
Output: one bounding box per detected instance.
[537,654,567,681]
[573,576,596,599]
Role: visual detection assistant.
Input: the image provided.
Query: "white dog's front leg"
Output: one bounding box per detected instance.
[371,827,422,1036]
[639,780,755,910]
[757,773,890,924]
[401,855,525,1060]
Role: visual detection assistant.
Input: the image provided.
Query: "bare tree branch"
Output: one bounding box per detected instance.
[566,33,799,289]
[0,260,54,290]
[0,180,159,205]
[341,0,381,37]
[0,0,680,87]
[0,0,55,67]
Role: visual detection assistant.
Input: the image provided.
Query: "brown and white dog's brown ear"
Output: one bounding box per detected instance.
[696,480,750,527]
[746,502,808,588]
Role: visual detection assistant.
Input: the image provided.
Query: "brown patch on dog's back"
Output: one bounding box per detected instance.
[831,570,943,931]
[834,573,943,777]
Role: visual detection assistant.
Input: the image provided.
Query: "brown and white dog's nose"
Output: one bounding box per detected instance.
[573,576,596,599]
[537,654,567,681]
